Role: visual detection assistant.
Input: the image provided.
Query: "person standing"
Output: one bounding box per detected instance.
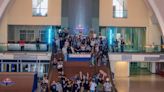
[103,78,112,92]
[90,79,97,92]
[36,38,40,51]
[50,81,57,92]
[62,44,68,61]
[19,39,25,51]
[52,38,57,53]
[121,39,125,52]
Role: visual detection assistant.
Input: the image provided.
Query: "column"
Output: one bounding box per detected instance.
[151,62,156,73]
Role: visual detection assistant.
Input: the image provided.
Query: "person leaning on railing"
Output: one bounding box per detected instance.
[19,39,25,51]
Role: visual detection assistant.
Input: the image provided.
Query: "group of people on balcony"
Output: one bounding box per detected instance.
[52,29,109,62]
[111,38,125,53]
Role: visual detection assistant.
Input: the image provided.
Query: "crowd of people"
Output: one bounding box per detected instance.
[40,55,113,92]
[50,69,112,92]
[40,29,116,92]
[50,58,112,92]
[51,29,110,66]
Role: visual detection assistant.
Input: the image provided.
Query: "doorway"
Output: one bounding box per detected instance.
[130,62,151,75]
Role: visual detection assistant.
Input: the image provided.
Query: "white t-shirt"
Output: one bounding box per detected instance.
[62,47,67,54]
[91,40,95,47]
[90,82,97,91]
[103,82,112,92]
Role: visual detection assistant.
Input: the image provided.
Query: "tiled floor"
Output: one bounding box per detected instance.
[115,75,164,92]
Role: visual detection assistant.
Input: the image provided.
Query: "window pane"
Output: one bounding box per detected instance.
[20,30,26,40]
[32,0,48,16]
[26,30,34,42]
[113,0,127,18]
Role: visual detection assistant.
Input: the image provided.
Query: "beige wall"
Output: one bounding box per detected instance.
[115,62,129,77]
[100,0,149,27]
[8,0,61,25]
[0,0,61,43]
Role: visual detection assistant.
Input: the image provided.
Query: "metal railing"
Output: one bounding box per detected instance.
[0,43,163,53]
[108,44,164,53]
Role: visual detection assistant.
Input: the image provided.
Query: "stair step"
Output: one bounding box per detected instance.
[49,62,109,82]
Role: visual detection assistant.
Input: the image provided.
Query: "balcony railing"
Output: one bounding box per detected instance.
[0,43,49,52]
[0,43,163,53]
[109,44,164,53]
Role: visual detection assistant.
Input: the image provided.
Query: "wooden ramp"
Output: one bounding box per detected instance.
[0,72,35,92]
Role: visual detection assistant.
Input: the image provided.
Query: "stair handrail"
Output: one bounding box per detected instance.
[47,52,54,91]
[105,53,118,92]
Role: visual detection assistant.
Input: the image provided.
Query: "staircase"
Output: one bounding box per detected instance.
[63,62,109,79]
[49,61,109,82]
[48,53,118,92]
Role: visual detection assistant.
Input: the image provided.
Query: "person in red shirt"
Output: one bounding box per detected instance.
[19,39,25,51]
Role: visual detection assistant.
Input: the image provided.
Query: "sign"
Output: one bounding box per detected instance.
[0,78,16,86]
[144,57,159,61]
[69,54,91,58]
[14,55,37,60]
[122,55,132,61]
[160,55,164,60]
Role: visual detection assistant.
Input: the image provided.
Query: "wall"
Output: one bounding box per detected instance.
[0,0,61,43]
[114,62,129,77]
[100,0,149,27]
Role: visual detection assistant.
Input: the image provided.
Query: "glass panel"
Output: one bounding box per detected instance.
[108,27,146,52]
[26,30,34,42]
[11,64,17,72]
[22,64,29,72]
[30,64,37,72]
[20,30,26,40]
[43,64,49,73]
[40,30,47,42]
[3,64,9,72]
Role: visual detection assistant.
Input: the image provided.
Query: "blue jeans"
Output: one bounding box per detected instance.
[64,54,67,61]
[90,90,95,92]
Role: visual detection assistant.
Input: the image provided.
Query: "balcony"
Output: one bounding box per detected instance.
[0,43,49,52]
